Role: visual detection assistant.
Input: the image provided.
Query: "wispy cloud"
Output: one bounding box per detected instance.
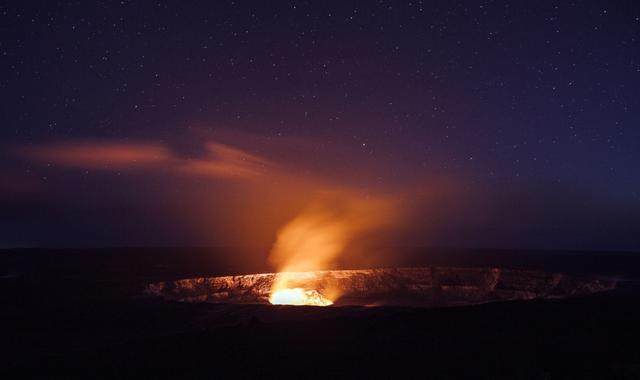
[18,140,275,181]
[20,142,170,169]
[180,142,273,179]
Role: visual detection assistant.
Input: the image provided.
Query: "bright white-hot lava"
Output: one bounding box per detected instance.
[269,287,333,306]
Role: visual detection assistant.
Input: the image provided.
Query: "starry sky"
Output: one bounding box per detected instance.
[1,1,639,251]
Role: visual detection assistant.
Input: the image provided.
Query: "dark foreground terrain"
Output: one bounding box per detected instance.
[1,247,640,379]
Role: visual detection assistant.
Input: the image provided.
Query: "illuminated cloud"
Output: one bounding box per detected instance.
[20,142,170,169]
[18,140,275,181]
[179,142,274,180]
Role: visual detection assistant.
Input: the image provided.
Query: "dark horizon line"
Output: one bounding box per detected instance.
[1,245,638,255]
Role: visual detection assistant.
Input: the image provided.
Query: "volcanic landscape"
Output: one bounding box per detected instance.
[2,248,640,378]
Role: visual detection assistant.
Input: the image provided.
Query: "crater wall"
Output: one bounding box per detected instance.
[145,267,616,307]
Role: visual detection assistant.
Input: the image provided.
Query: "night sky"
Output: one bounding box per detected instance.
[1,1,639,251]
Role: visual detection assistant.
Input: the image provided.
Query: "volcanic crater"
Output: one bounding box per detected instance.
[146,267,615,308]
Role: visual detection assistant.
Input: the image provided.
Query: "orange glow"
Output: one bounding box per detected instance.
[269,192,398,272]
[268,191,399,305]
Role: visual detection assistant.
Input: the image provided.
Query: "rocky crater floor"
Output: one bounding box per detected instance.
[145,267,616,308]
